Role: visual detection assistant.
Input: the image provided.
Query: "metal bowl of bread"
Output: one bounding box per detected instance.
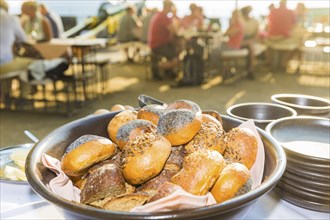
[226,102,297,129]
[26,99,286,220]
[271,94,330,117]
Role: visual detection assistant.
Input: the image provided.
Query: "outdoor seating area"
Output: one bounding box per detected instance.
[0,1,329,219]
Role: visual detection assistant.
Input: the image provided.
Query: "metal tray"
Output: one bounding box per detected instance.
[265,116,330,162]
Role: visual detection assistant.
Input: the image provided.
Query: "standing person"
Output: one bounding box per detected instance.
[0,0,32,105]
[117,6,141,62]
[148,0,178,80]
[39,3,64,38]
[140,8,157,43]
[241,6,259,79]
[21,1,53,41]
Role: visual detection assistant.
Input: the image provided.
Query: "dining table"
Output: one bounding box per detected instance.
[1,181,329,219]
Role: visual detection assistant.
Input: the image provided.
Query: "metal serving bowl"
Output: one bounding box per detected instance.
[271,94,330,117]
[26,112,286,220]
[226,102,297,129]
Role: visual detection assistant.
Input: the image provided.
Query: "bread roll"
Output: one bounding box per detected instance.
[157,100,202,146]
[223,127,258,169]
[210,163,252,203]
[164,145,185,172]
[122,132,171,185]
[137,104,165,125]
[107,110,137,144]
[184,120,226,155]
[110,104,126,112]
[201,113,222,128]
[148,181,183,203]
[61,135,117,176]
[80,163,126,204]
[116,119,157,150]
[102,193,151,212]
[171,149,225,196]
[136,169,177,197]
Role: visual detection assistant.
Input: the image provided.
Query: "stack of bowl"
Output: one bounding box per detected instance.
[266,116,330,212]
[271,94,330,118]
[226,102,297,129]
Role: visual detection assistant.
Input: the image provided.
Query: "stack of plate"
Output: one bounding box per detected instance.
[266,116,330,212]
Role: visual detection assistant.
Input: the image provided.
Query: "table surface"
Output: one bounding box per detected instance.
[1,182,329,219]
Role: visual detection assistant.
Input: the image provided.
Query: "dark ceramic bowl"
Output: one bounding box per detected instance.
[271,94,330,117]
[226,102,297,129]
[26,113,286,220]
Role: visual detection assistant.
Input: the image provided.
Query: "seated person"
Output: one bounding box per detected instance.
[210,10,247,79]
[267,0,296,39]
[148,0,179,80]
[117,6,142,62]
[181,3,204,31]
[21,1,53,41]
[0,0,32,104]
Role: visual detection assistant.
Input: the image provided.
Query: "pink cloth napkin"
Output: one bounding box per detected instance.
[131,189,216,212]
[41,154,81,202]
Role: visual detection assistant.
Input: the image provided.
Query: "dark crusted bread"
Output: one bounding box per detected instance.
[164,145,185,172]
[148,181,182,203]
[136,169,177,197]
[80,163,126,204]
[102,193,151,212]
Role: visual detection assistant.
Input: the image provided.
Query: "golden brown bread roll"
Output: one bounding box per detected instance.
[171,149,226,196]
[201,113,222,128]
[61,135,117,176]
[110,104,126,112]
[157,100,202,146]
[184,120,226,155]
[122,132,172,185]
[107,110,137,144]
[80,163,126,204]
[210,163,252,203]
[223,127,258,169]
[116,119,157,150]
[137,104,166,125]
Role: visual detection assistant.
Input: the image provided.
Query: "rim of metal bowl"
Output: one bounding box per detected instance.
[26,114,287,220]
[226,102,297,124]
[271,94,330,111]
[265,115,330,162]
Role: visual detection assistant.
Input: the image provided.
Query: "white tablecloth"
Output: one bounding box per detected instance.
[0,182,329,219]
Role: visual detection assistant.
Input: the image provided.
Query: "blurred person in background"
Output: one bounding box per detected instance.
[148,0,179,80]
[295,2,307,27]
[21,1,53,41]
[140,7,157,43]
[267,0,296,39]
[0,0,32,105]
[181,3,204,30]
[210,9,245,80]
[39,3,64,38]
[117,6,142,62]
[241,5,259,79]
